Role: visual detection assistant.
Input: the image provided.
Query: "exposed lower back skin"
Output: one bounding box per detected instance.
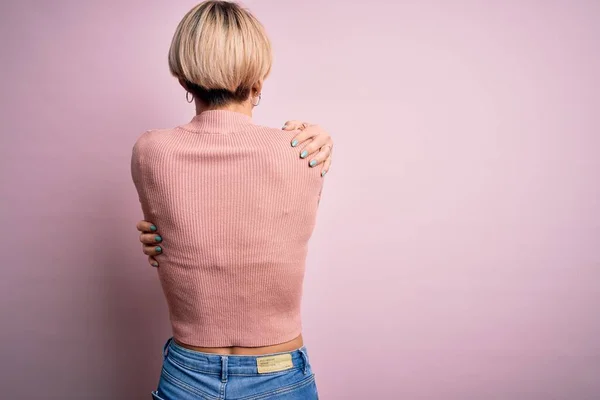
[176,334,304,355]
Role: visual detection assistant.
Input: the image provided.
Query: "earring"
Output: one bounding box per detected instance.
[186,91,194,103]
[252,93,262,106]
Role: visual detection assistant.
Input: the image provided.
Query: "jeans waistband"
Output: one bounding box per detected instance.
[163,338,312,378]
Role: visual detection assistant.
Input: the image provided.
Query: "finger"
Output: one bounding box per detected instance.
[302,131,332,156]
[321,154,332,177]
[136,220,158,233]
[298,138,318,161]
[281,120,305,130]
[303,135,333,162]
[291,124,327,148]
[306,145,332,168]
[139,233,163,245]
[148,256,159,268]
[143,244,163,256]
[300,138,333,164]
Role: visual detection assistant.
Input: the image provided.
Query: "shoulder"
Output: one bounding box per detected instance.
[133,128,171,147]
[132,128,172,157]
[247,123,297,146]
[249,124,323,183]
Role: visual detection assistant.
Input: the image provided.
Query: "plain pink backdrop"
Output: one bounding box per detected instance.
[1,0,599,399]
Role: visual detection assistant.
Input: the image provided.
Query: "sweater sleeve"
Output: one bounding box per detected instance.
[130,132,152,219]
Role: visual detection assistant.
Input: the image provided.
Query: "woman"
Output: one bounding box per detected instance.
[131,2,330,399]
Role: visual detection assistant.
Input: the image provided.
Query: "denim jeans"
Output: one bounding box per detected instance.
[151,338,319,400]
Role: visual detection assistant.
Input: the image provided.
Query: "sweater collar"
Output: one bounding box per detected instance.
[183,110,253,134]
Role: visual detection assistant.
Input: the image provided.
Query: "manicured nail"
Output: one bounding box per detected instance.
[309,160,317,167]
[155,235,162,243]
[151,262,159,268]
[282,124,288,130]
[155,246,162,253]
[150,225,157,232]
[321,170,327,177]
[291,139,299,147]
[300,150,308,159]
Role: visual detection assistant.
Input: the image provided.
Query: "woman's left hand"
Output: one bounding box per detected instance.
[282,121,333,177]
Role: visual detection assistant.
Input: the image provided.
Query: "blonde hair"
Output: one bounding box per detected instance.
[168,1,272,106]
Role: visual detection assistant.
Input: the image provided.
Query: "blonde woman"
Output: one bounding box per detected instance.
[131,2,330,398]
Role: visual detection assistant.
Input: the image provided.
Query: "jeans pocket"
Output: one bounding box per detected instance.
[238,372,317,400]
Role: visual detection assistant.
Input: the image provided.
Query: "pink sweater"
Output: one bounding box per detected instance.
[131,110,323,347]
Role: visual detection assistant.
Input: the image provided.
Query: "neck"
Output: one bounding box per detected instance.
[195,101,253,118]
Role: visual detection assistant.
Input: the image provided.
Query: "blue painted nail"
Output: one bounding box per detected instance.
[155,236,162,242]
[321,170,327,177]
[300,150,308,159]
[309,160,317,167]
[291,140,298,147]
[152,262,159,268]
[150,225,157,232]
[155,246,162,253]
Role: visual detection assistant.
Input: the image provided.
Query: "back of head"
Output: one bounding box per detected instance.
[168,1,272,107]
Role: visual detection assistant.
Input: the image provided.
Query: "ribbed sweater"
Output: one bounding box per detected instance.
[131,110,323,347]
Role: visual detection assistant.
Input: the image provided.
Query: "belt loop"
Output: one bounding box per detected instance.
[221,356,228,382]
[163,337,173,359]
[298,348,308,375]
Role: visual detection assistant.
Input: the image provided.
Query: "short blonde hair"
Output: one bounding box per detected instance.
[168,1,272,105]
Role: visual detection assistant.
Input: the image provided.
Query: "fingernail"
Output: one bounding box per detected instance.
[300,150,308,159]
[291,139,299,147]
[152,262,159,268]
[309,160,317,167]
[150,225,157,232]
[321,170,327,177]
[155,246,162,253]
[155,235,162,242]
[282,124,288,130]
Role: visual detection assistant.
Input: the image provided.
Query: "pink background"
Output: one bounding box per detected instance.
[1,0,599,399]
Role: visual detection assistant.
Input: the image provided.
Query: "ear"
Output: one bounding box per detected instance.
[251,80,263,96]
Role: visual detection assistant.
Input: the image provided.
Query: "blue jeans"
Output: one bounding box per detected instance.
[152,338,319,400]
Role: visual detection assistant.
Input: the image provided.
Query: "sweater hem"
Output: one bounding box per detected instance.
[172,327,303,348]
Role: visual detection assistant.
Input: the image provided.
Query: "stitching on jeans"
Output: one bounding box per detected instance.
[219,381,226,399]
[228,366,304,377]
[161,367,220,400]
[168,355,303,377]
[236,374,315,400]
[167,355,221,376]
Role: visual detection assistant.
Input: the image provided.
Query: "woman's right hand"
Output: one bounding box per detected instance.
[136,220,163,267]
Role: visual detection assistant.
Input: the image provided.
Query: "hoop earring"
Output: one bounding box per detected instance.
[252,93,262,107]
[186,92,194,103]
